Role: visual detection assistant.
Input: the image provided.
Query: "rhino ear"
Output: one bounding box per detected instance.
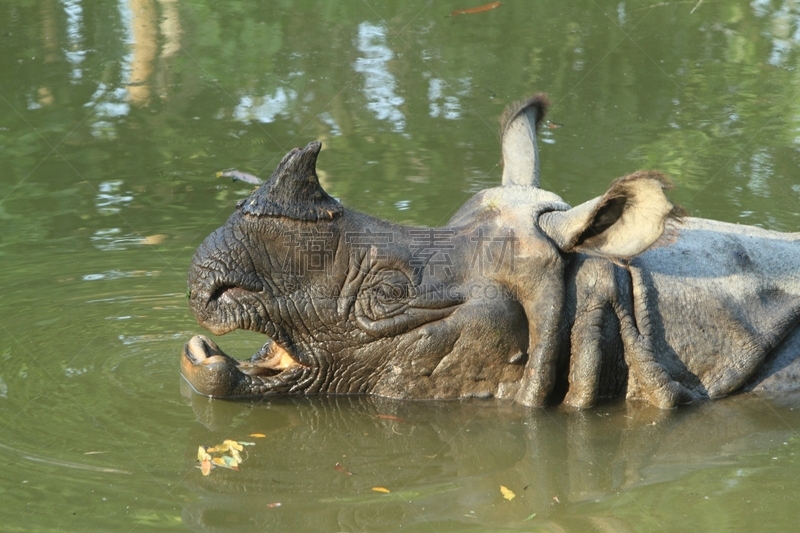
[538,171,681,260]
[239,141,343,221]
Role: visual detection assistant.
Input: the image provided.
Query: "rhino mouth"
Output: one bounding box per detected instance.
[181,334,311,398]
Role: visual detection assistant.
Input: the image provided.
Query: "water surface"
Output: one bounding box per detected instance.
[2,1,800,531]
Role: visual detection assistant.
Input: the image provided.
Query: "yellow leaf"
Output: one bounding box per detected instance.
[140,234,167,245]
[230,448,242,464]
[201,459,211,476]
[372,487,391,493]
[249,433,266,438]
[500,485,515,501]
[197,446,211,462]
[223,439,244,452]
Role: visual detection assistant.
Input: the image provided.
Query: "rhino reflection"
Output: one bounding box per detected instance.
[180,393,800,532]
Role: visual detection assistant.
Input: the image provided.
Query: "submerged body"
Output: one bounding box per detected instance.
[183,95,800,408]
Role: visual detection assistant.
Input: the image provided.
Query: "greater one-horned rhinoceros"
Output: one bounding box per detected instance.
[183,94,800,409]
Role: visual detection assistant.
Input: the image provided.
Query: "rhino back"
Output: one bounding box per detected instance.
[631,217,800,397]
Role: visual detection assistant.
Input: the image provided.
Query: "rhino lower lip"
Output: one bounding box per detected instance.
[182,334,305,378]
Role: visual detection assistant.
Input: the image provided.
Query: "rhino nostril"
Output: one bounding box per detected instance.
[208,284,257,303]
[209,284,237,302]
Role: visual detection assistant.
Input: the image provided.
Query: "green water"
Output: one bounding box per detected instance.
[2,0,800,531]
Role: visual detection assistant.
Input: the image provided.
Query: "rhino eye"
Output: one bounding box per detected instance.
[357,269,412,320]
[375,281,407,303]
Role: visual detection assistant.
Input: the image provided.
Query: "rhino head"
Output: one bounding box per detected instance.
[183,96,677,406]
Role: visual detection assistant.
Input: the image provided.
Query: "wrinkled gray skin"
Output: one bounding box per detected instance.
[184,95,800,409]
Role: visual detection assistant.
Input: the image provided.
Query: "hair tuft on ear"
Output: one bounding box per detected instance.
[499,93,550,136]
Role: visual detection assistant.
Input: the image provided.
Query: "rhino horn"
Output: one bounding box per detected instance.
[239,141,343,221]
[500,93,549,188]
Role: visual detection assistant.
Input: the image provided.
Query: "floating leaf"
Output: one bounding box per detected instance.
[522,512,537,522]
[223,439,244,452]
[266,502,282,508]
[334,462,353,476]
[249,433,266,438]
[500,485,516,501]
[450,1,502,16]
[238,441,256,446]
[210,457,237,470]
[222,455,240,469]
[196,438,254,476]
[372,487,391,493]
[140,234,167,245]
[197,446,211,462]
[229,447,242,464]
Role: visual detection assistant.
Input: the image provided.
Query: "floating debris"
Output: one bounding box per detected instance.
[374,414,410,424]
[196,439,255,476]
[334,462,353,476]
[217,170,262,185]
[450,1,502,16]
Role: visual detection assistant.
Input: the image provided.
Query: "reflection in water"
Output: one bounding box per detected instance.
[317,111,342,136]
[60,0,86,81]
[745,148,773,197]
[95,180,134,215]
[752,0,800,66]
[64,366,89,378]
[354,22,405,132]
[127,0,158,105]
[179,393,800,532]
[158,0,182,59]
[232,88,297,124]
[90,228,143,251]
[85,83,130,139]
[0,442,132,474]
[81,269,159,281]
[40,0,59,64]
[118,332,186,345]
[427,77,463,120]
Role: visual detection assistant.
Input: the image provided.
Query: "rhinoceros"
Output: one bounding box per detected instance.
[182,94,800,409]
